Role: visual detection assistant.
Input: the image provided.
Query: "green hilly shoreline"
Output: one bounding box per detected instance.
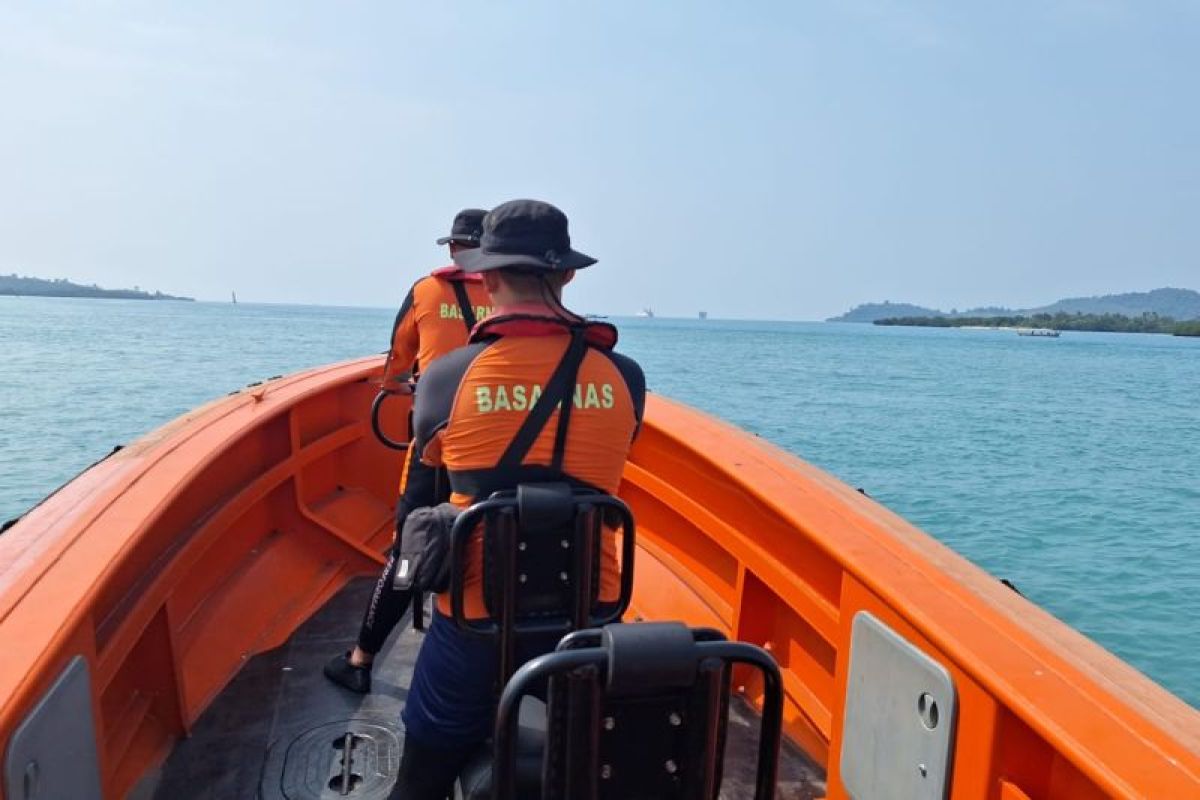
[875,312,1200,337]
[1,274,193,301]
[831,288,1200,324]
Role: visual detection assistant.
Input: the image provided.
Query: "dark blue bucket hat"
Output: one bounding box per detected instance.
[453,199,597,273]
[436,208,487,246]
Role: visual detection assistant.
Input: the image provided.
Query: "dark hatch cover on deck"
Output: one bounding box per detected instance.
[137,579,415,800]
[135,579,824,799]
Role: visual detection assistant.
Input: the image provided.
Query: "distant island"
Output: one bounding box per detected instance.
[876,312,1200,337]
[0,274,193,301]
[829,288,1200,324]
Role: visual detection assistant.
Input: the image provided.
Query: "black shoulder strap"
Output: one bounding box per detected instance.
[451,280,477,332]
[497,331,588,471]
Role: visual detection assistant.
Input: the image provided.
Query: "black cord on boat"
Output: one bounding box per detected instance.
[371,390,410,451]
[0,444,126,536]
[1000,578,1023,596]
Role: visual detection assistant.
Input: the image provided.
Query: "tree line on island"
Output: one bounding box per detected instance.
[0,274,193,301]
[830,288,1200,337]
[875,312,1200,337]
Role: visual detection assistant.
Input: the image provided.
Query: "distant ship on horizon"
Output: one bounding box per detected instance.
[638,307,655,318]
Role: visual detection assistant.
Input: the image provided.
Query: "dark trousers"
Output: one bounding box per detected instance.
[356,451,442,654]
[394,612,563,797]
[388,736,474,800]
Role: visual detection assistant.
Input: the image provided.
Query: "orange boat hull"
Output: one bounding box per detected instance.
[1,357,1197,798]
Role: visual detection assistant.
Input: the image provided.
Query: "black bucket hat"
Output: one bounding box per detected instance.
[454,199,597,273]
[436,208,487,246]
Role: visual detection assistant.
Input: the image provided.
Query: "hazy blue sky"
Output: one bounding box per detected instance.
[2,2,1197,319]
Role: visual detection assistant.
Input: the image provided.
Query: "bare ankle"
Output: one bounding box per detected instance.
[349,647,373,668]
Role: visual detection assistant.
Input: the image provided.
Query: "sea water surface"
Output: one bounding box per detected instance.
[2,296,1198,707]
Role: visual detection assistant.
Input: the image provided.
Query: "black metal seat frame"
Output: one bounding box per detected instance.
[448,485,636,685]
[492,624,784,800]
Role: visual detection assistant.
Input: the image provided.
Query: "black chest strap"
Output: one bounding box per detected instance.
[451,280,478,332]
[496,331,588,474]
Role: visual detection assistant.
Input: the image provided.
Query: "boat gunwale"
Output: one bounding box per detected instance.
[633,393,1200,794]
[0,358,383,729]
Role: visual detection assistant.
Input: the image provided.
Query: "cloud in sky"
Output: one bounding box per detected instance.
[1,2,1197,319]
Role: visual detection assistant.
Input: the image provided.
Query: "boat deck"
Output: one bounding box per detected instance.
[133,579,825,799]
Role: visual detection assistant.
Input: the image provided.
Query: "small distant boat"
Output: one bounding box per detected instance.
[699,311,708,320]
[1017,328,1060,337]
[638,307,655,318]
[231,291,238,305]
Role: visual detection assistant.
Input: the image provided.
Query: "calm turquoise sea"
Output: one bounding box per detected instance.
[2,297,1198,707]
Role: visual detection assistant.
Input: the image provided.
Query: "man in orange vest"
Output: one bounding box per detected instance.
[388,200,645,798]
[325,209,494,693]
[378,209,495,391]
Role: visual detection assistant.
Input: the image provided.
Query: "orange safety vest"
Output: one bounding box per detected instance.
[380,267,493,390]
[411,311,646,619]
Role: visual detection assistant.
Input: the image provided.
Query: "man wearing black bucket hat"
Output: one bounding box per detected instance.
[389,200,646,798]
[324,208,494,694]
[381,208,493,391]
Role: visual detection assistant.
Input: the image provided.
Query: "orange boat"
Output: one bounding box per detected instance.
[1,356,1198,799]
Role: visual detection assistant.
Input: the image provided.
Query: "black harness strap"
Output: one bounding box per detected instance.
[451,280,478,332]
[549,354,577,474]
[497,331,588,472]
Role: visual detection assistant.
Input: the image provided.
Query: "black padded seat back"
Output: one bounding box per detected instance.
[449,483,636,686]
[483,483,603,622]
[451,485,637,800]
[543,657,728,799]
[604,620,699,696]
[492,623,785,800]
